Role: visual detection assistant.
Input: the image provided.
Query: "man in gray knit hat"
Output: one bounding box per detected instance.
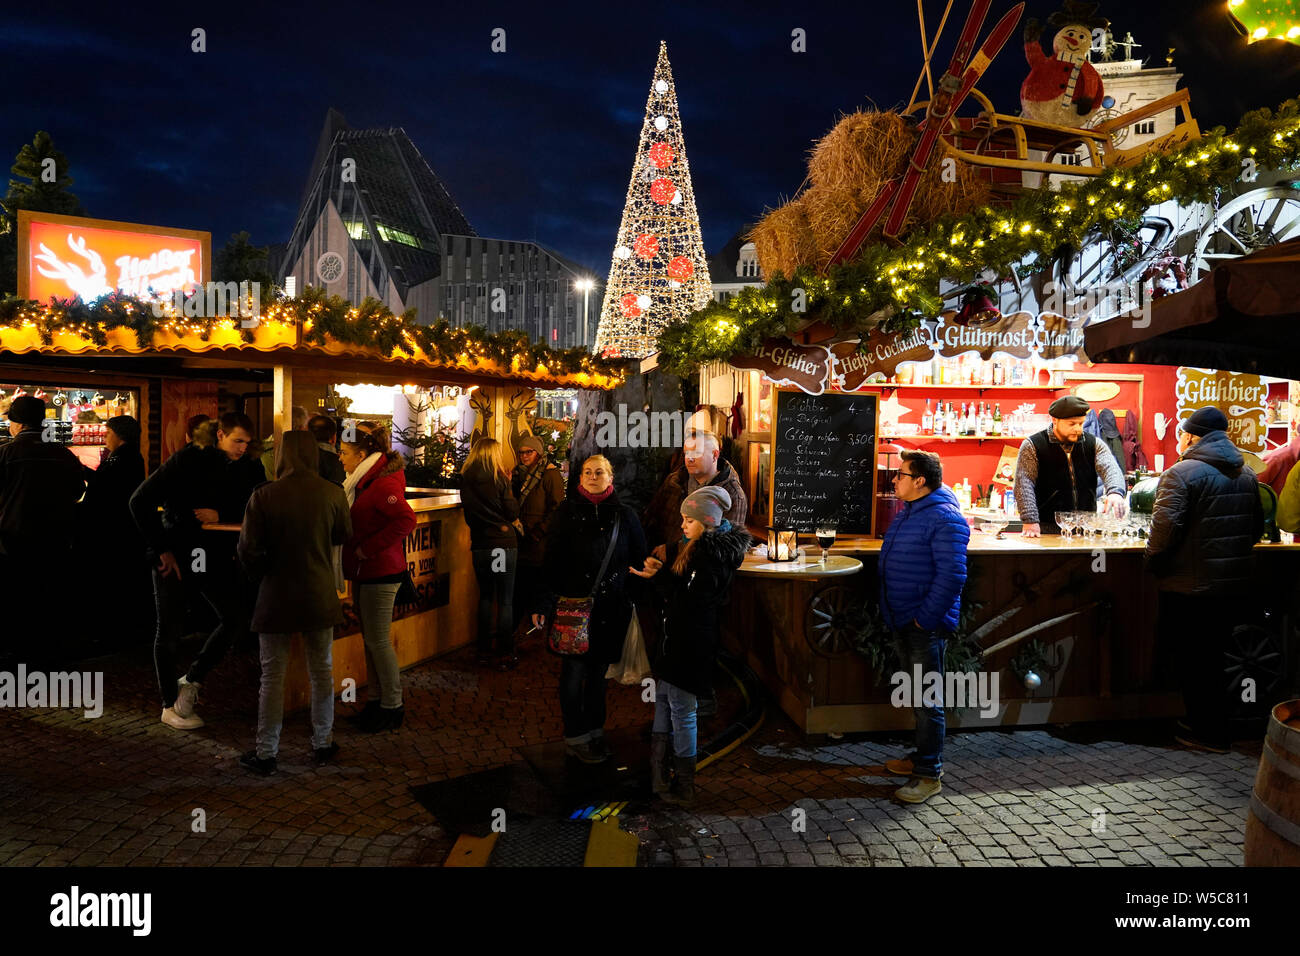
[1014,395,1126,536]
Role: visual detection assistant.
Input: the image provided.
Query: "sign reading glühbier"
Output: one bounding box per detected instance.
[1175,368,1267,453]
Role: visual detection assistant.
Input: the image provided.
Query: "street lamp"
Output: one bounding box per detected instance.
[575,278,594,349]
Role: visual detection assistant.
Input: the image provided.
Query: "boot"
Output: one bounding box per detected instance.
[650,733,672,794]
[662,754,696,807]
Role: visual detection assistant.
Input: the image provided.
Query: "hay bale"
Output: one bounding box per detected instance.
[802,184,867,270]
[750,198,817,280]
[809,110,913,195]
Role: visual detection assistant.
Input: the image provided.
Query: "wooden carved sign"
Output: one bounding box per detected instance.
[1035,311,1089,362]
[828,324,935,390]
[731,338,831,395]
[932,310,1038,361]
[1175,367,1267,453]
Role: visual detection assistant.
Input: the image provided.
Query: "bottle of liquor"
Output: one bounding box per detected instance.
[959,402,969,436]
[922,398,933,436]
[977,402,989,437]
[992,403,1002,436]
[966,402,976,436]
[946,401,957,436]
[993,362,1004,386]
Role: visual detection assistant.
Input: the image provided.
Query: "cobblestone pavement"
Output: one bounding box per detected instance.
[0,639,1261,867]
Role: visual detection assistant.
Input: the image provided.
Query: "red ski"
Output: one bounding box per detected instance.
[882,1,1024,237]
[827,1,1023,263]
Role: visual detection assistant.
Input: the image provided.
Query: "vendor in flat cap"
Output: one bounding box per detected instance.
[1014,395,1127,537]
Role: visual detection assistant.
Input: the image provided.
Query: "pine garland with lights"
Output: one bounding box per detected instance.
[657,98,1300,376]
[0,284,626,383]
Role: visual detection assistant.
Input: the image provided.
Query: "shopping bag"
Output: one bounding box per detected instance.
[606,612,651,684]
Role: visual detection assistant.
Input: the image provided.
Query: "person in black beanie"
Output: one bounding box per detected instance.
[1146,406,1263,753]
[78,415,149,653]
[0,396,86,665]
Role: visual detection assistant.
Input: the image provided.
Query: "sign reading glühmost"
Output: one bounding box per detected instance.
[18,210,210,304]
[1175,367,1267,453]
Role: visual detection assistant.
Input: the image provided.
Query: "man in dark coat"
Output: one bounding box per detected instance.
[512,434,564,641]
[532,455,647,764]
[0,396,85,665]
[879,450,970,804]
[236,432,352,775]
[1146,407,1264,753]
[1015,395,1126,535]
[78,415,149,653]
[130,411,265,730]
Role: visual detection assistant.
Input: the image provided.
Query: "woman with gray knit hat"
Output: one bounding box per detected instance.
[631,485,752,806]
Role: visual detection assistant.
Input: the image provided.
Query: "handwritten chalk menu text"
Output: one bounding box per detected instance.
[771,389,878,534]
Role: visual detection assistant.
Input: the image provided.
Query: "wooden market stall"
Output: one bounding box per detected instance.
[0,312,622,710]
[697,313,1300,736]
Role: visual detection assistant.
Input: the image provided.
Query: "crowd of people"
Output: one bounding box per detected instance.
[1,389,1295,807]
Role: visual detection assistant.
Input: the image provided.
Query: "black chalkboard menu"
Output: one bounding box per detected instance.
[770,389,878,534]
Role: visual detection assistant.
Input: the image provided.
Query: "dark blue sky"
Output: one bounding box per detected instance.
[3,0,1297,274]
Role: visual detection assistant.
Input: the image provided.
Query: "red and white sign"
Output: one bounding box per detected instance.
[18,211,210,304]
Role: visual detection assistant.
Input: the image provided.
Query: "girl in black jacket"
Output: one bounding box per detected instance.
[460,438,521,668]
[631,486,751,805]
[532,454,646,764]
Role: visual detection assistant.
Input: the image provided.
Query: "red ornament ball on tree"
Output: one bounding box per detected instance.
[648,142,675,169]
[619,292,642,318]
[633,234,660,259]
[667,256,694,280]
[650,178,675,205]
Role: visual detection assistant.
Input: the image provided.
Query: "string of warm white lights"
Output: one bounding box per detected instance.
[593,40,713,359]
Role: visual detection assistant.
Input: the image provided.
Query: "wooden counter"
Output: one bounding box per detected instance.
[724,534,1300,735]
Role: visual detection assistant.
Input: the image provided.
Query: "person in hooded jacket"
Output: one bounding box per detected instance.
[1146,406,1263,753]
[340,428,417,732]
[236,433,352,775]
[631,486,751,806]
[878,450,970,805]
[531,454,647,764]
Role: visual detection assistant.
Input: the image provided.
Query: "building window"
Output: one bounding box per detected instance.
[344,220,369,240]
[1058,152,1082,166]
[1134,120,1156,135]
[374,222,422,248]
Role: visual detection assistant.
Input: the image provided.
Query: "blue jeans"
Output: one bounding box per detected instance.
[652,679,698,758]
[896,625,946,779]
[256,629,334,759]
[471,548,517,655]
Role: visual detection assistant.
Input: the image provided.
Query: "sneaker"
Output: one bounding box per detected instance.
[161,706,204,730]
[565,739,607,764]
[884,758,914,777]
[896,777,942,804]
[174,676,201,719]
[239,751,277,776]
[312,742,340,766]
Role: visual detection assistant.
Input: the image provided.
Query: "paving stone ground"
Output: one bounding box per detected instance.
[0,639,1263,867]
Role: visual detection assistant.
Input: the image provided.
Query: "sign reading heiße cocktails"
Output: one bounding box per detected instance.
[731,310,1087,394]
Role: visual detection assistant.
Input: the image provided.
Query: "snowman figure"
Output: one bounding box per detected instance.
[1020,1,1109,128]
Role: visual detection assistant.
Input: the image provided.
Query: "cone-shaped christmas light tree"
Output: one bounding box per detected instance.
[594,41,712,358]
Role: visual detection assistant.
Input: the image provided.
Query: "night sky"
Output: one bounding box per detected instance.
[3,0,1297,275]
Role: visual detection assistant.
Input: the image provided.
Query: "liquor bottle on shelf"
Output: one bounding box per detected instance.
[992,403,1002,437]
[966,403,976,436]
[977,402,988,437]
[946,401,957,437]
[921,398,933,436]
[980,360,992,387]
[992,362,1004,386]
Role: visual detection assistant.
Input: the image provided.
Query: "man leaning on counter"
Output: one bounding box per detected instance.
[1014,396,1127,537]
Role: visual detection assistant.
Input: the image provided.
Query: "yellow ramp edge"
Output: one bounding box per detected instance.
[584,819,639,867]
[444,832,499,867]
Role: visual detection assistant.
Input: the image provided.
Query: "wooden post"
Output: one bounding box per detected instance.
[273,364,293,448]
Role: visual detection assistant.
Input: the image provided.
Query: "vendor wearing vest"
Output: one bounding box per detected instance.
[1014,395,1127,537]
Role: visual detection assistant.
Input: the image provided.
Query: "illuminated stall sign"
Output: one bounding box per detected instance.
[1175,368,1267,453]
[18,210,210,304]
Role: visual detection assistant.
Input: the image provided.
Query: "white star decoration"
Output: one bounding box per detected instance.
[878,391,914,433]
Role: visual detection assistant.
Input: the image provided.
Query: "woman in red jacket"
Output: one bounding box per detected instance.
[340,429,416,731]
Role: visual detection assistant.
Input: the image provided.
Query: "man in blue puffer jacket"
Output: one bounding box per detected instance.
[879,450,971,804]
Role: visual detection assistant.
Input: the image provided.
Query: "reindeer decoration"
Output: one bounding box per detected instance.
[33,233,114,301]
[504,389,539,453]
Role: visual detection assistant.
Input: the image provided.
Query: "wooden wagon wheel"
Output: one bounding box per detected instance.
[1052,215,1175,323]
[1224,622,1286,715]
[1192,185,1300,281]
[805,584,860,658]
